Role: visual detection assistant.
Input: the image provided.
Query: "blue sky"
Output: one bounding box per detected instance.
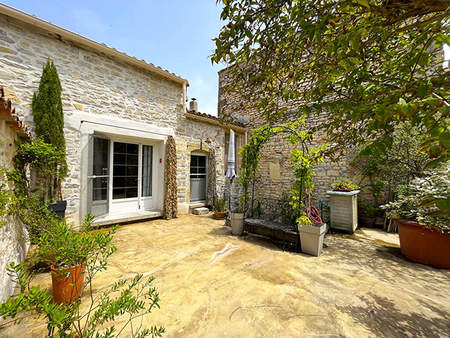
[3,0,225,115]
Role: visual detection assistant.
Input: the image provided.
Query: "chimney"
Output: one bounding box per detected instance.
[189,98,198,113]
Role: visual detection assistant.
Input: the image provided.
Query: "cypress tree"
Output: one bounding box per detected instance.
[32,58,67,200]
[32,58,65,152]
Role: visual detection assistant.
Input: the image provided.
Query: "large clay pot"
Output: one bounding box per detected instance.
[396,219,450,269]
[51,263,86,304]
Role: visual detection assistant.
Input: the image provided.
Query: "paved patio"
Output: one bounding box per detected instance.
[1,214,450,337]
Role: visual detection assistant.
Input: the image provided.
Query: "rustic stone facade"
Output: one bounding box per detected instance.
[218,68,369,221]
[0,96,29,303]
[0,11,227,226]
[163,136,177,219]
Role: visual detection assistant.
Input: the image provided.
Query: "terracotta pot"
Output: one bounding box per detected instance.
[396,219,450,269]
[51,263,86,304]
[214,211,226,220]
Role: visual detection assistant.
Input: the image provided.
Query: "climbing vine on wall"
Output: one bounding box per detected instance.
[163,136,177,219]
[239,118,326,224]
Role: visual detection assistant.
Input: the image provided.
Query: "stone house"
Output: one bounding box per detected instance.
[0,86,30,302]
[218,67,363,221]
[0,3,244,228]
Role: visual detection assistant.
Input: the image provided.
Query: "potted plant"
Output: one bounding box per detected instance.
[382,164,450,269]
[32,59,68,218]
[213,196,227,219]
[1,246,164,337]
[327,178,360,233]
[36,215,116,304]
[359,203,378,228]
[298,215,327,256]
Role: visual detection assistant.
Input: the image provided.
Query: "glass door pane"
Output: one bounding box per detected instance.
[190,154,207,201]
[113,142,138,199]
[142,145,153,197]
[93,137,109,201]
[90,136,109,217]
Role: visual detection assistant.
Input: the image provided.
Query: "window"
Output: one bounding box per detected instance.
[142,145,153,197]
[113,142,138,199]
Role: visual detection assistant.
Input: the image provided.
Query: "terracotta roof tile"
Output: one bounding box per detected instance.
[186,110,247,128]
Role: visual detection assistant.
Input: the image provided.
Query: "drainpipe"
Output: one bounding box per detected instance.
[182,81,188,112]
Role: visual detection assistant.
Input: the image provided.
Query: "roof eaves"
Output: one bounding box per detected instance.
[0,86,31,138]
[185,110,247,133]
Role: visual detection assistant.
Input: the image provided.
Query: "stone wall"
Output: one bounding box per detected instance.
[218,68,369,222]
[0,13,226,225]
[0,119,29,303]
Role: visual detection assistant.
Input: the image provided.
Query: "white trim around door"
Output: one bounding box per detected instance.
[78,117,170,227]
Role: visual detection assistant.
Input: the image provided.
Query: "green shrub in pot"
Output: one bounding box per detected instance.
[213,196,226,213]
[381,164,449,234]
[35,215,117,304]
[37,215,116,269]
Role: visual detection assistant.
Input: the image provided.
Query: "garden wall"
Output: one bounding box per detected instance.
[218,68,372,221]
[0,119,29,303]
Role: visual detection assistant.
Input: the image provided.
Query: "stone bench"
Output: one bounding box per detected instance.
[244,218,298,244]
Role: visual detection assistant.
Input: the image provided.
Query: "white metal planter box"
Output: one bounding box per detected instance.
[298,223,327,256]
[327,190,360,233]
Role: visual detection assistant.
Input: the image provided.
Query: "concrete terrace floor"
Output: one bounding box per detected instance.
[1,214,450,337]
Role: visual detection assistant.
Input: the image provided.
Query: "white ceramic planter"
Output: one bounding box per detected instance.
[298,223,327,256]
[327,190,360,233]
[230,212,244,236]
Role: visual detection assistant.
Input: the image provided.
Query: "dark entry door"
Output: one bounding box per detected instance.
[190,154,206,202]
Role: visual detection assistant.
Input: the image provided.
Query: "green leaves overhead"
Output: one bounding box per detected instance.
[212,0,450,163]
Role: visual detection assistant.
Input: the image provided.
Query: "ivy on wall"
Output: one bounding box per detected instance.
[163,136,177,219]
[239,119,326,224]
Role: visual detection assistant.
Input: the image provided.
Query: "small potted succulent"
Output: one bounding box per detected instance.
[327,178,360,233]
[382,164,449,269]
[213,196,227,219]
[37,216,116,304]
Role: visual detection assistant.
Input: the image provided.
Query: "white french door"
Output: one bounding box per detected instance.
[89,137,155,217]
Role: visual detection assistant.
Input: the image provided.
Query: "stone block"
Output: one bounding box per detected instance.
[193,207,209,215]
[269,161,280,181]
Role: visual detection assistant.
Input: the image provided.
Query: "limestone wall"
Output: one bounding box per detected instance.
[0,14,226,224]
[218,68,369,221]
[0,120,29,303]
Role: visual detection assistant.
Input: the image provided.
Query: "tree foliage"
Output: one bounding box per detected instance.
[212,0,450,164]
[32,58,67,200]
[351,122,429,204]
